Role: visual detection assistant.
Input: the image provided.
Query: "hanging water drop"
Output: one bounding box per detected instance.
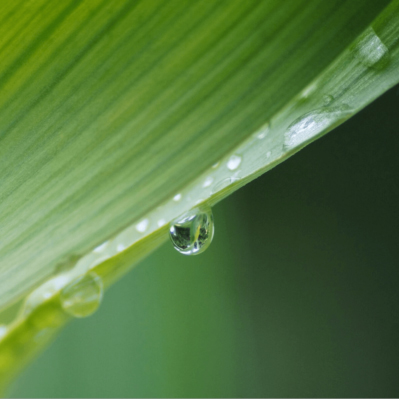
[169,206,214,256]
[352,27,389,69]
[284,105,352,150]
[60,273,103,318]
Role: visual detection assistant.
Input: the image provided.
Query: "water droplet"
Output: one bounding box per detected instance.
[135,219,149,233]
[323,95,334,106]
[117,243,126,252]
[173,193,182,202]
[353,27,389,69]
[257,124,270,139]
[257,132,266,139]
[0,325,8,339]
[227,155,242,170]
[212,162,220,169]
[284,106,352,150]
[202,176,214,188]
[93,241,109,254]
[211,177,240,194]
[157,219,166,227]
[169,207,214,256]
[60,273,103,318]
[266,151,272,158]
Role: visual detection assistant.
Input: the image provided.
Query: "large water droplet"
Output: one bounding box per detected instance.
[284,106,352,150]
[169,207,214,255]
[353,27,389,70]
[60,273,103,318]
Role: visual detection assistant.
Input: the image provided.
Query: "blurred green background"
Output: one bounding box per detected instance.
[9,85,399,398]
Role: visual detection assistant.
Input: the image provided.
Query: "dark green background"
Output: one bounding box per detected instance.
[9,85,399,397]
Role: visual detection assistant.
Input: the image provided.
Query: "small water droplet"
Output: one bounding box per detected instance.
[212,162,220,169]
[211,177,240,194]
[60,273,103,318]
[0,325,8,339]
[169,207,214,256]
[157,219,166,227]
[284,105,352,150]
[202,176,214,188]
[323,95,334,106]
[93,241,109,254]
[266,151,272,158]
[117,243,126,252]
[227,154,242,170]
[257,124,270,139]
[135,219,149,233]
[173,193,182,202]
[257,132,266,139]
[353,27,389,69]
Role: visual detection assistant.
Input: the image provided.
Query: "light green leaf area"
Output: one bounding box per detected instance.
[0,0,399,389]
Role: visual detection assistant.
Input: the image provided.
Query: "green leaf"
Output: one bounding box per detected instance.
[0,0,398,388]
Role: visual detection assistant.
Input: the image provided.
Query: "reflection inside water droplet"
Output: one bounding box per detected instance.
[284,105,352,150]
[353,27,389,69]
[169,207,214,256]
[60,273,103,318]
[227,155,242,170]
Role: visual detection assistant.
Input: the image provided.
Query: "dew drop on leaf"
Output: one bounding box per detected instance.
[60,273,103,318]
[135,218,149,233]
[352,27,389,69]
[284,105,352,150]
[227,154,242,170]
[169,207,214,256]
[323,94,334,106]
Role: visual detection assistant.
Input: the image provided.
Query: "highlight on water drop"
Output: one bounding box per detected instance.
[169,206,214,256]
[60,272,103,318]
